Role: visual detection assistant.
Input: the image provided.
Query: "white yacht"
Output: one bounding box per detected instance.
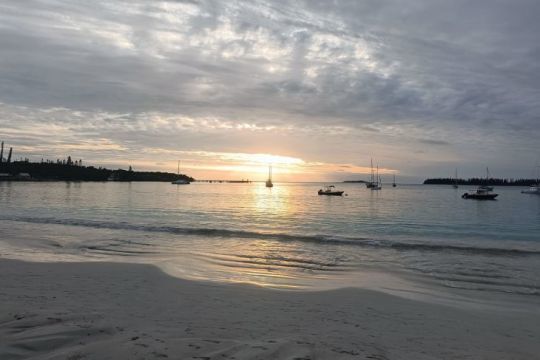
[521,165,539,194]
[171,160,190,185]
[521,185,540,195]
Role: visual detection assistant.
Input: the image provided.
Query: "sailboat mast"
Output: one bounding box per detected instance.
[371,158,374,183]
[177,160,180,175]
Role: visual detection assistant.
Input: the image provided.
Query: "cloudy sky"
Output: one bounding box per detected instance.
[1,0,539,182]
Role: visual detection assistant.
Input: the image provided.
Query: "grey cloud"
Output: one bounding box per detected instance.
[0,0,539,179]
[418,139,450,146]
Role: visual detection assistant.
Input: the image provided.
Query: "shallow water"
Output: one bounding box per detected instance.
[1,181,539,301]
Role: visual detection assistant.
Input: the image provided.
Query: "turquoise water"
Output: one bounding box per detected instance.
[1,181,539,298]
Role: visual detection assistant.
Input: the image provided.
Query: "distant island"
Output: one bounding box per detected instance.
[0,158,193,182]
[343,180,368,183]
[423,178,538,186]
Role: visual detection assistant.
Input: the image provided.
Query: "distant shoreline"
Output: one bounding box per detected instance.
[424,178,538,186]
[0,160,194,182]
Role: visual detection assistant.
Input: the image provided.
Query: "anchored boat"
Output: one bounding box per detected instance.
[462,187,498,200]
[318,185,344,196]
[522,185,540,195]
[171,160,190,185]
[265,165,273,188]
[521,165,539,195]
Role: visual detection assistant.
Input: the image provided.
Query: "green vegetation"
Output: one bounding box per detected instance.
[0,160,193,182]
[423,178,537,186]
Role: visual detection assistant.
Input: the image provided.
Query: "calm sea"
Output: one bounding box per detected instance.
[1,181,539,303]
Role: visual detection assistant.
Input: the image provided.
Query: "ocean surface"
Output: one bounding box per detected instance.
[1,181,539,303]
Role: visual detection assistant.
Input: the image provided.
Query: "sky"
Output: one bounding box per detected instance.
[0,0,539,182]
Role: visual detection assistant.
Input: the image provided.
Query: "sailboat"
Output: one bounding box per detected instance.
[479,167,493,191]
[171,160,190,185]
[366,159,377,188]
[371,165,382,190]
[522,165,540,195]
[392,173,396,187]
[265,165,273,188]
[452,169,459,189]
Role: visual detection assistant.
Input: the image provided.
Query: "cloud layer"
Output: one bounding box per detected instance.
[1,0,539,181]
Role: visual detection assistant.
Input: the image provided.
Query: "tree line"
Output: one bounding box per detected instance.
[423,178,538,186]
[0,160,194,182]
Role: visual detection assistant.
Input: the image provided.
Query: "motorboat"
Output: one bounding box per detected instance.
[462,187,498,200]
[318,185,344,196]
[521,185,540,195]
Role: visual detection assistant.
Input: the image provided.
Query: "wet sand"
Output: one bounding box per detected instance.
[1,259,539,359]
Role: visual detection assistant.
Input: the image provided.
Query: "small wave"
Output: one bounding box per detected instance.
[83,245,157,256]
[206,253,349,272]
[2,215,539,257]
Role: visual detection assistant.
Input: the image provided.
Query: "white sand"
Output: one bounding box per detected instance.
[1,259,539,359]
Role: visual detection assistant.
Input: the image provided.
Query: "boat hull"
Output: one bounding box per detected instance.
[521,186,540,194]
[462,193,498,200]
[318,190,344,196]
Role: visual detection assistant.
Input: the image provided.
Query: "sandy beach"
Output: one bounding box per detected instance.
[1,259,538,360]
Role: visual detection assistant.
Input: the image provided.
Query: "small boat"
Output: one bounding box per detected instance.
[318,185,344,196]
[172,178,190,185]
[370,165,382,190]
[265,165,273,188]
[522,185,540,195]
[479,167,493,191]
[365,158,377,188]
[452,169,459,189]
[172,160,190,185]
[462,187,498,200]
[521,165,539,195]
[392,173,396,187]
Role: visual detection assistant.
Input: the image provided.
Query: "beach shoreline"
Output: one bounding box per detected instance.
[1,258,539,359]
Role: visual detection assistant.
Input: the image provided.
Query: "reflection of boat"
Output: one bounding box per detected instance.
[318,185,344,196]
[462,187,498,200]
[265,165,273,188]
[171,160,190,185]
